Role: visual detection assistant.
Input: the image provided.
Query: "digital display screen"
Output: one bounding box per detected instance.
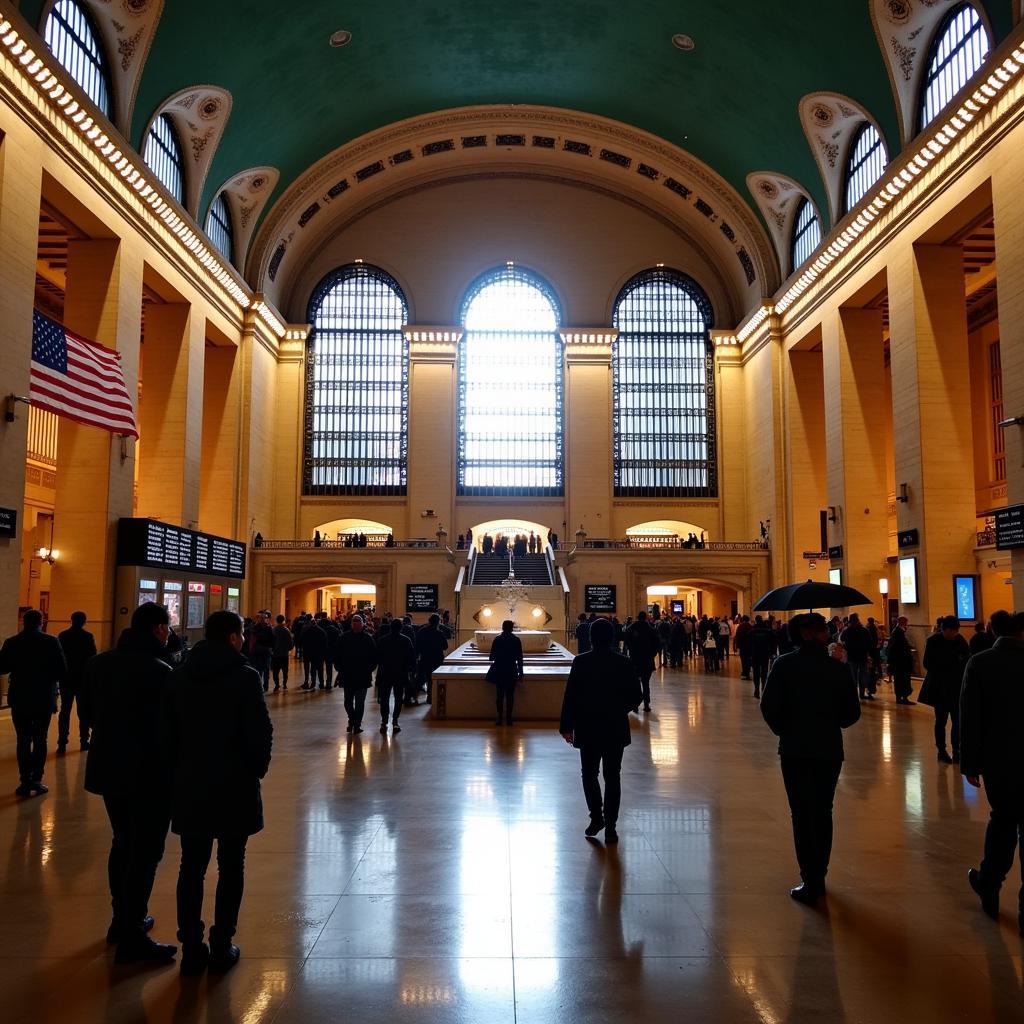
[585,584,617,613]
[899,557,918,605]
[954,576,977,621]
[406,584,439,613]
[828,568,842,586]
[117,518,246,579]
[995,504,1024,550]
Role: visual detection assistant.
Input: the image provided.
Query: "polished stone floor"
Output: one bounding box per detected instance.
[1,655,1022,1023]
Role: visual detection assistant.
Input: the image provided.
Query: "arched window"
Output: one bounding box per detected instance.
[612,268,716,498]
[43,0,111,117]
[458,266,563,495]
[304,265,409,496]
[843,123,887,214]
[920,3,991,130]
[143,114,185,205]
[205,193,234,264]
[791,198,822,272]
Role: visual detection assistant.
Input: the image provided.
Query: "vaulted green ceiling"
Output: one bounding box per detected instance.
[20,0,1015,237]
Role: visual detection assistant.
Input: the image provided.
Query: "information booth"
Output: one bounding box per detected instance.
[115,518,246,646]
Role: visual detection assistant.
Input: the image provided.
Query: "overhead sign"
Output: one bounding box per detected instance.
[406,583,439,614]
[828,545,843,560]
[584,584,617,613]
[0,506,16,539]
[897,529,920,549]
[954,575,978,622]
[116,518,246,579]
[802,550,827,560]
[995,504,1024,550]
[899,557,918,605]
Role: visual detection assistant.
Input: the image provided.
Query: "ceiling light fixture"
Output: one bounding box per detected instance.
[672,33,695,51]
[329,29,352,48]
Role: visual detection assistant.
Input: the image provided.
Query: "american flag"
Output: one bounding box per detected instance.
[30,310,138,437]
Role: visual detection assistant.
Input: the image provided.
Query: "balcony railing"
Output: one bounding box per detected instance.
[256,537,440,550]
[579,536,769,551]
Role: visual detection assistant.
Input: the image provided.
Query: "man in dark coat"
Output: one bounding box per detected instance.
[0,608,66,796]
[735,615,754,679]
[560,618,643,843]
[489,620,524,726]
[57,609,97,752]
[415,613,449,706]
[919,615,971,763]
[887,615,915,704]
[749,615,776,699]
[320,613,341,689]
[270,614,293,691]
[248,611,274,692]
[840,613,874,700]
[624,611,657,712]
[375,618,416,734]
[299,616,327,690]
[960,611,1024,932]
[335,615,379,733]
[162,610,273,975]
[85,602,177,964]
[760,613,861,904]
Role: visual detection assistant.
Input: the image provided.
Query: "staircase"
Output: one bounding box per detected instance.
[511,554,554,585]
[470,554,515,585]
[469,553,553,586]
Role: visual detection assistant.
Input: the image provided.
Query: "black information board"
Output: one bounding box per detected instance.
[828,545,844,560]
[0,506,16,539]
[897,529,920,549]
[406,583,439,614]
[116,518,246,579]
[585,584,617,613]
[995,504,1024,550]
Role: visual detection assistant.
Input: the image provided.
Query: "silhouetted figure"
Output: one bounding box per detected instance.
[85,602,177,964]
[888,615,915,704]
[750,615,775,698]
[482,533,493,555]
[415,613,449,706]
[961,611,1024,933]
[247,611,274,692]
[624,611,657,712]
[919,616,970,763]
[320,613,341,689]
[313,529,322,547]
[57,609,97,752]
[760,613,861,904]
[488,620,524,726]
[335,615,378,733]
[560,618,643,843]
[300,617,327,690]
[969,620,995,657]
[162,610,273,976]
[840,613,873,700]
[375,618,415,734]
[253,531,263,548]
[270,614,293,691]
[575,613,592,654]
[0,608,65,797]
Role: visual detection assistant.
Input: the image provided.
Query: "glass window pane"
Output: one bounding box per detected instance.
[205,193,234,264]
[843,123,888,214]
[920,4,991,130]
[143,114,185,205]
[44,0,111,117]
[791,198,822,272]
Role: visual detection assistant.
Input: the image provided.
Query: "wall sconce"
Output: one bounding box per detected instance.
[531,606,544,619]
[35,547,60,565]
[896,483,909,503]
[878,577,889,596]
[827,506,837,523]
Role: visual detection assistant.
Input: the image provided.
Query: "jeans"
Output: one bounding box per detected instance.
[271,655,289,688]
[324,656,334,689]
[739,650,752,678]
[849,659,873,696]
[57,682,90,745]
[304,657,324,688]
[780,756,843,887]
[344,686,367,728]
[103,794,170,937]
[580,744,625,824]
[495,681,515,722]
[978,774,1024,907]
[11,707,52,784]
[752,658,770,695]
[378,683,402,725]
[934,703,960,756]
[176,833,248,947]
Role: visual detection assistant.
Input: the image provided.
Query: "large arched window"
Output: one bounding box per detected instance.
[43,0,111,118]
[143,114,185,205]
[919,3,991,130]
[791,198,822,272]
[612,268,716,498]
[843,123,887,214]
[304,265,409,496]
[205,193,234,264]
[458,266,563,495]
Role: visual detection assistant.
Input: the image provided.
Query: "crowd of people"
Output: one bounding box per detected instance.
[464,527,558,555]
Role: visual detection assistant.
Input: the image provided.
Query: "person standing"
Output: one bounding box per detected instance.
[488,620,524,726]
[575,613,592,654]
[760,613,861,904]
[749,615,775,698]
[248,611,274,693]
[559,618,643,843]
[57,610,97,753]
[270,615,293,691]
[888,616,915,704]
[919,616,971,763]
[299,615,327,690]
[375,618,415,734]
[961,611,1024,932]
[335,615,378,733]
[735,615,753,680]
[320,613,341,690]
[85,602,177,964]
[969,620,995,657]
[415,613,449,706]
[624,611,657,712]
[840,613,873,700]
[162,610,273,976]
[0,609,66,797]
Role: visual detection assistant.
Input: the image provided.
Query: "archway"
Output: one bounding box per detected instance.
[645,577,742,619]
[281,575,377,620]
[463,518,553,551]
[312,519,393,546]
[627,520,710,547]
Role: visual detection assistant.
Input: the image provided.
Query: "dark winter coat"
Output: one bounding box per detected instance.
[375,631,416,687]
[0,626,66,714]
[488,632,524,686]
[57,624,97,686]
[919,632,970,709]
[960,637,1024,779]
[415,624,449,672]
[559,647,643,749]
[334,629,379,689]
[624,620,657,674]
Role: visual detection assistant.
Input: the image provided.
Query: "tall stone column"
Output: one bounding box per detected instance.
[888,244,976,624]
[199,343,242,539]
[822,307,890,611]
[50,239,143,643]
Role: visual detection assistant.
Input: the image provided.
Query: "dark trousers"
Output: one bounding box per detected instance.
[403,672,418,703]
[739,650,752,678]
[57,683,89,745]
[11,707,52,784]
[780,756,843,888]
[419,663,436,702]
[344,686,367,728]
[752,658,770,695]
[850,659,872,697]
[580,743,625,825]
[103,794,169,936]
[978,775,1024,905]
[637,671,652,707]
[892,668,912,700]
[378,683,402,725]
[176,833,248,947]
[716,637,729,661]
[251,654,270,691]
[271,655,289,687]
[324,657,334,689]
[934,703,960,756]
[495,681,515,722]
[669,646,683,669]
[304,657,323,688]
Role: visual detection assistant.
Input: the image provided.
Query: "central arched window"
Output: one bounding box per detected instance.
[920,3,991,130]
[457,266,563,495]
[843,123,887,214]
[612,268,716,498]
[205,193,234,264]
[44,0,111,118]
[304,265,409,496]
[144,114,185,205]
[791,198,822,272]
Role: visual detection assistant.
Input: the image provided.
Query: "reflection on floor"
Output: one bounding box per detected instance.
[1,655,1021,1022]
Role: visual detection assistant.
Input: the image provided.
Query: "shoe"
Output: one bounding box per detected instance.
[354,726,364,734]
[380,724,388,734]
[14,784,32,797]
[80,739,90,751]
[346,722,353,733]
[209,943,241,972]
[789,883,823,905]
[605,826,619,844]
[643,705,651,712]
[273,685,280,692]
[30,782,48,795]
[585,816,605,838]
[179,942,210,977]
[968,868,1000,919]
[937,751,953,764]
[495,719,503,726]
[56,743,67,756]
[114,935,178,965]
[392,724,401,734]
[107,916,155,945]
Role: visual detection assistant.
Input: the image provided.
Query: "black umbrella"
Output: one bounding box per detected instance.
[753,579,872,613]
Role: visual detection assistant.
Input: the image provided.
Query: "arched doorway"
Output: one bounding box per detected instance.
[645,578,742,619]
[312,519,393,546]
[281,575,377,620]
[626,520,710,547]
[463,518,553,551]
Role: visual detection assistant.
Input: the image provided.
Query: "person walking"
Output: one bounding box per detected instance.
[840,613,874,700]
[335,615,378,733]
[375,618,415,734]
[57,610,97,753]
[559,618,643,843]
[415,613,449,706]
[624,611,657,712]
[0,608,66,797]
[161,610,273,976]
[299,615,327,690]
[760,613,861,904]
[888,615,915,704]
[85,602,177,964]
[919,616,970,763]
[270,615,293,691]
[750,615,775,698]
[735,615,753,680]
[488,620,524,726]
[961,611,1024,933]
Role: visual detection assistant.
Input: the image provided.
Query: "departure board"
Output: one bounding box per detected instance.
[117,518,246,579]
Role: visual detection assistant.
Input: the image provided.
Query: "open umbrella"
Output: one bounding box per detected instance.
[753,579,872,613]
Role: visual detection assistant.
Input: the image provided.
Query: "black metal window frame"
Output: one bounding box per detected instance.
[144,113,185,206]
[843,122,887,215]
[612,267,717,499]
[43,0,112,119]
[919,3,991,131]
[303,264,410,496]
[205,192,234,265]
[457,265,564,497]
[791,197,822,273]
